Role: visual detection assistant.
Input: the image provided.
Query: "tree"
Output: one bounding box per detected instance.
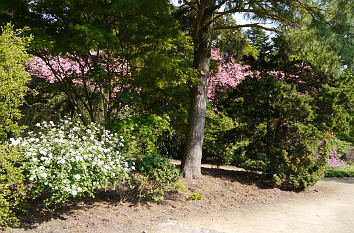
[13,0,190,128]
[178,0,351,178]
[0,23,32,142]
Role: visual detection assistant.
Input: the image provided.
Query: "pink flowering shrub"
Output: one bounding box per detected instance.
[327,146,347,167]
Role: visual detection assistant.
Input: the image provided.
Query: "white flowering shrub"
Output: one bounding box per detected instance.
[10,117,132,207]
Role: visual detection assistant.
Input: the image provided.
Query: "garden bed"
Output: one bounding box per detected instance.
[7,165,323,233]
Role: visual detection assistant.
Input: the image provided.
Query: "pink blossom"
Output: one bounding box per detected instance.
[208,48,251,100]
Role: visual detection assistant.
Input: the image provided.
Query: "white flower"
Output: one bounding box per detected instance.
[10,138,20,146]
[39,166,45,170]
[40,173,47,178]
[98,161,104,166]
[49,121,54,125]
[36,123,41,127]
[58,158,65,164]
[74,174,81,180]
[64,187,71,192]
[40,150,47,155]
[29,137,36,142]
[32,157,38,163]
[72,190,78,196]
[29,176,35,181]
[77,187,82,192]
[40,157,46,161]
[72,184,77,189]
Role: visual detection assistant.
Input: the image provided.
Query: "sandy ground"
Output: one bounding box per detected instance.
[149,177,354,233]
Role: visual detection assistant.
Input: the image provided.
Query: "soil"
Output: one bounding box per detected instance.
[5,162,354,233]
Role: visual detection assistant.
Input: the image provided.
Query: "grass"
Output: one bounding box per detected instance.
[325,162,354,177]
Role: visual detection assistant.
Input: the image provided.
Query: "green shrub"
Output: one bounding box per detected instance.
[129,153,180,203]
[0,23,32,142]
[238,155,269,172]
[220,76,332,190]
[113,115,170,156]
[0,145,27,228]
[11,118,131,207]
[203,109,240,165]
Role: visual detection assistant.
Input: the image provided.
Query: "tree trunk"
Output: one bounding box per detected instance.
[182,10,213,179]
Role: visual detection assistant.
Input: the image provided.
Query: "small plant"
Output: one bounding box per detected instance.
[129,153,180,203]
[0,145,27,228]
[10,117,131,207]
[188,193,203,201]
[175,181,186,192]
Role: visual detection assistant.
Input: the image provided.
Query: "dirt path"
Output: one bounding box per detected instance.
[148,177,354,233]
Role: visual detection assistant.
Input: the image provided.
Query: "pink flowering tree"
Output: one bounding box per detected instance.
[27,50,130,126]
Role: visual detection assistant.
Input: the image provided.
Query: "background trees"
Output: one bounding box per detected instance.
[0,0,351,186]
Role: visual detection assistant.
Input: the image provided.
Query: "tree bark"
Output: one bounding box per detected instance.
[182,9,213,179]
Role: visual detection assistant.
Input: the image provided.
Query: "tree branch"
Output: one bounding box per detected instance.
[213,23,283,33]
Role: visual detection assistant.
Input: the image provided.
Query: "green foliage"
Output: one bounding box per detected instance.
[12,118,130,207]
[222,76,330,190]
[0,23,32,142]
[235,153,269,172]
[313,71,354,142]
[203,109,239,165]
[285,0,353,73]
[113,115,171,156]
[129,153,180,202]
[188,193,203,201]
[326,162,354,177]
[0,145,27,228]
[271,125,330,190]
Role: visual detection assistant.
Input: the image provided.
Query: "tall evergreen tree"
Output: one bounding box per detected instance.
[177,0,352,178]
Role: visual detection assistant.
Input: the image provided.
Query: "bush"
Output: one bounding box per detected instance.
[220,76,331,190]
[0,23,32,142]
[11,118,131,207]
[113,115,170,156]
[0,145,27,228]
[129,153,180,203]
[271,125,330,190]
[203,109,239,165]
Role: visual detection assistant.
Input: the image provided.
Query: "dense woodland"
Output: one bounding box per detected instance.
[0,0,353,228]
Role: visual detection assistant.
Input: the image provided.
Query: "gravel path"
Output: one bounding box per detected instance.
[148,177,354,233]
